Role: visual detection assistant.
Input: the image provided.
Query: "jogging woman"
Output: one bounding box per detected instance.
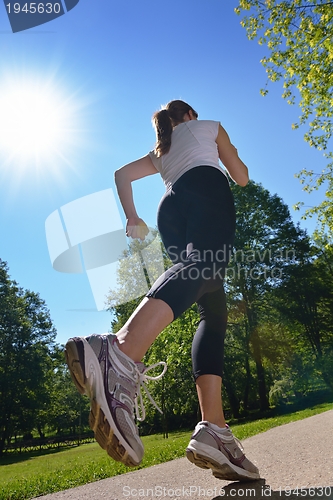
[65,100,260,482]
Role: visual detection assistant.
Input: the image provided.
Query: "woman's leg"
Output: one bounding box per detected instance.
[192,286,227,427]
[195,374,226,428]
[116,297,174,362]
[192,287,227,379]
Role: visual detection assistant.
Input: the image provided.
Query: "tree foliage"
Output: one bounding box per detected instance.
[227,180,311,411]
[0,260,58,453]
[0,259,88,453]
[235,0,333,236]
[274,245,333,389]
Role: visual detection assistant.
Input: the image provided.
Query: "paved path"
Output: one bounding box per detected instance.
[36,410,333,500]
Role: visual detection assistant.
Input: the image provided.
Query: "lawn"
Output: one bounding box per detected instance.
[0,402,332,500]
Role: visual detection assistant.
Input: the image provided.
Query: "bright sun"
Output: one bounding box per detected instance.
[0,79,79,176]
[1,88,63,154]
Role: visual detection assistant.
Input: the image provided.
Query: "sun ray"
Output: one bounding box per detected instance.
[0,73,92,196]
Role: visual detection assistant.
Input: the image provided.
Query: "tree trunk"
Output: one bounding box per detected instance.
[223,378,241,418]
[251,329,270,412]
[243,350,251,413]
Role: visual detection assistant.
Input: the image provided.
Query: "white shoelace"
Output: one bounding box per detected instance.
[209,423,245,452]
[134,361,168,422]
[233,434,244,452]
[221,423,244,450]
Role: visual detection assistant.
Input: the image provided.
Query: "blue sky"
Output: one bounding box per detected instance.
[0,0,327,346]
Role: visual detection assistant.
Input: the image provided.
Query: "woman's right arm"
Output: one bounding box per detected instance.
[215,124,249,186]
[114,154,158,240]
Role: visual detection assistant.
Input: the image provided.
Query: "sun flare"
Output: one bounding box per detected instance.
[1,88,64,155]
[0,78,82,180]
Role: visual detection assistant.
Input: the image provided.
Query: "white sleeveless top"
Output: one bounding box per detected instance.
[148,119,226,189]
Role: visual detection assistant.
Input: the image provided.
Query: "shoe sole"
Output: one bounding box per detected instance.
[186,448,260,482]
[64,337,140,467]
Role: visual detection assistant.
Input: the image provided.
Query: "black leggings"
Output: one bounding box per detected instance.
[147,166,236,379]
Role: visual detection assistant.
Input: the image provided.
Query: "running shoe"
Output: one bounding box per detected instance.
[64,333,167,467]
[186,421,260,481]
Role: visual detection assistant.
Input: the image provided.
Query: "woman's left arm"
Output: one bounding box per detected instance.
[114,155,158,240]
[216,125,249,186]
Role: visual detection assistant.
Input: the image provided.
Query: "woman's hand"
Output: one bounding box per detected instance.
[126,217,149,240]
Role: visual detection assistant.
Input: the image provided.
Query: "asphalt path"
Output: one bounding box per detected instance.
[36,409,333,500]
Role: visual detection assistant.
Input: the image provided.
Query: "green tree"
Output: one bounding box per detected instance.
[227,180,311,411]
[275,247,333,390]
[235,0,333,236]
[224,293,294,416]
[0,260,57,453]
[107,230,166,310]
[35,345,91,437]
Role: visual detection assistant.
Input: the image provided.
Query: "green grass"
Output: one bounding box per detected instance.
[0,402,332,500]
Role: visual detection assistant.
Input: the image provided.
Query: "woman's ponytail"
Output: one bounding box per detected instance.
[152,109,173,157]
[152,100,198,157]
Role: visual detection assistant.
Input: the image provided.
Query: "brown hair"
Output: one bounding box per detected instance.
[152,100,198,157]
